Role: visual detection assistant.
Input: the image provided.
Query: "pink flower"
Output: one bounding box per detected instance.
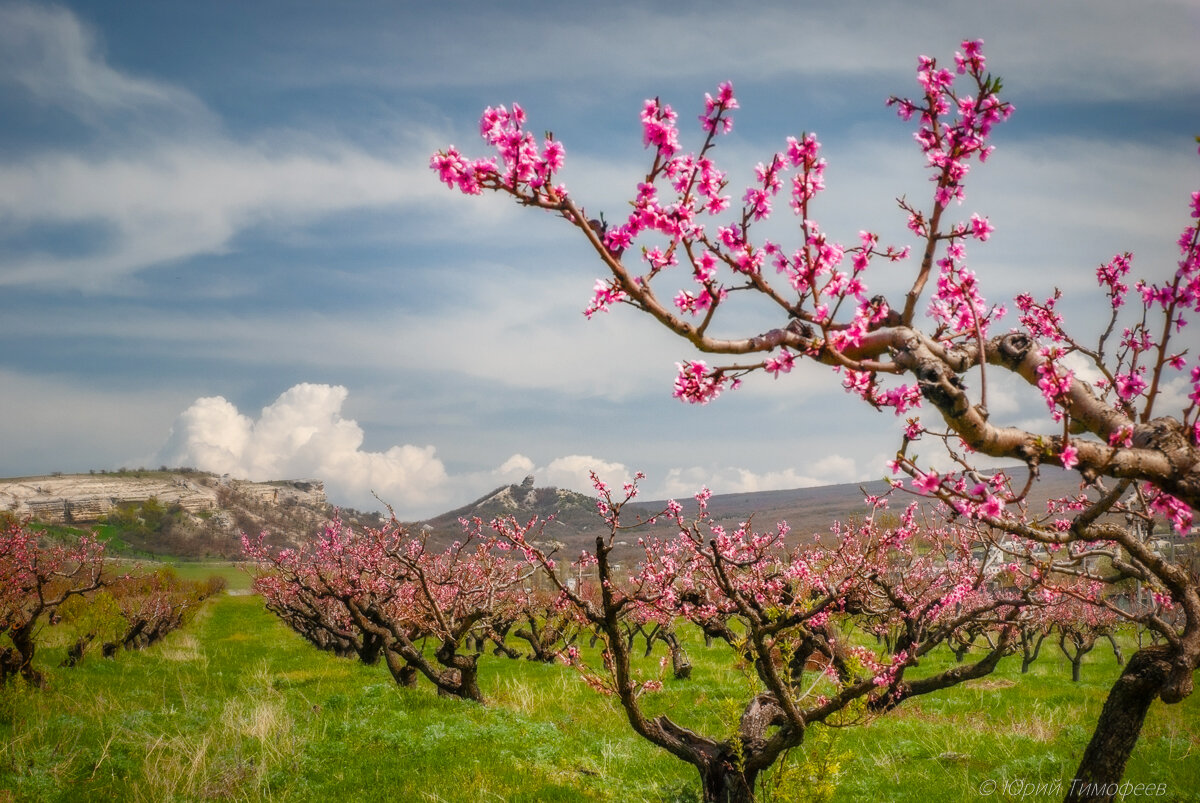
[1060,443,1079,471]
[1114,371,1147,401]
[584,278,627,318]
[673,361,728,404]
[913,471,941,495]
[764,349,795,377]
[641,98,680,157]
[1108,426,1134,448]
[979,494,1004,519]
[968,213,994,241]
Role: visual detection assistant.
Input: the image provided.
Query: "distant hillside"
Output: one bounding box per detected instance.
[413,474,648,548]
[637,464,1102,540]
[0,469,348,559]
[2,464,1141,562]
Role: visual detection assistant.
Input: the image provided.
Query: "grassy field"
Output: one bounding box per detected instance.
[1,591,1197,802]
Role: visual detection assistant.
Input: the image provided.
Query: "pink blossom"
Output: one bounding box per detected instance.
[764,349,795,377]
[1108,426,1134,448]
[913,471,941,495]
[641,98,680,157]
[584,278,628,318]
[1145,484,1194,534]
[700,82,738,134]
[979,494,1004,519]
[1114,371,1147,401]
[673,361,727,404]
[968,213,994,241]
[1060,443,1079,471]
[954,39,986,75]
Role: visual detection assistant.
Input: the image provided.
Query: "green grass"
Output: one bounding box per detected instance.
[2,597,1197,802]
[99,559,254,592]
[156,560,254,592]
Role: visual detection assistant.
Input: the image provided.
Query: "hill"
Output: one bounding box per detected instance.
[0,464,1112,561]
[0,469,344,558]
[413,474,645,550]
[641,464,1092,536]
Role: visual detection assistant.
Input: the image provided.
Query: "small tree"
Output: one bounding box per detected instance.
[432,39,1200,801]
[245,515,528,703]
[1047,590,1121,683]
[494,473,1040,802]
[0,519,105,686]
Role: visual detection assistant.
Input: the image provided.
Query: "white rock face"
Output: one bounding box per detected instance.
[0,472,325,525]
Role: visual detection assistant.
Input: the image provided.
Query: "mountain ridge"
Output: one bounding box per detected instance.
[2,465,1096,559]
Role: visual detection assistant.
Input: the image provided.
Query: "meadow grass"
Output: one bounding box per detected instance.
[1,594,1196,802]
[157,561,255,592]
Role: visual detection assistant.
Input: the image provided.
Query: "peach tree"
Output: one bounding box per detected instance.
[432,39,1200,802]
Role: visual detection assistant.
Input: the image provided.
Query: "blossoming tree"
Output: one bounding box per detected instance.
[493,474,1038,802]
[432,40,1200,802]
[245,515,529,703]
[0,518,105,686]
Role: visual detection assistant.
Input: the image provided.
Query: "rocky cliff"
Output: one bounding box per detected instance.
[0,471,326,525]
[0,470,335,558]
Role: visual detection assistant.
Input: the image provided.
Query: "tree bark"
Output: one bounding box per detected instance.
[1066,646,1172,802]
[698,759,759,803]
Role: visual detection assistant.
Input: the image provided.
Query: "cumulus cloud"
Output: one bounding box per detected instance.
[158,384,450,516]
[157,385,641,518]
[156,381,867,518]
[543,455,633,494]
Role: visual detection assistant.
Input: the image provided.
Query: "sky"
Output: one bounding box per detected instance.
[1,1,1198,519]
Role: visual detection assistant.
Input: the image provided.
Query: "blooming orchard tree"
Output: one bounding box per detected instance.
[245,515,528,703]
[1050,589,1123,683]
[0,519,105,686]
[492,473,1042,802]
[432,40,1200,801]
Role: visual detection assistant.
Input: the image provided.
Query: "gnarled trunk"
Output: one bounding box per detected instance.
[1020,628,1047,673]
[697,758,759,803]
[383,647,419,687]
[1066,646,1175,802]
[3,623,45,687]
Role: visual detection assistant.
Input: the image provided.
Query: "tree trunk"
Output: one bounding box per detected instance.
[60,632,96,667]
[1020,629,1046,673]
[1105,633,1125,667]
[698,760,759,803]
[435,641,484,703]
[4,625,45,687]
[383,648,419,687]
[668,635,692,680]
[1059,633,1095,683]
[1066,646,1172,803]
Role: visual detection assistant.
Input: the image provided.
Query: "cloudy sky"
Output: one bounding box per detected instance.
[2,1,1198,518]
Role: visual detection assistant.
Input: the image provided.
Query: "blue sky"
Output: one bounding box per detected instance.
[1,1,1198,518]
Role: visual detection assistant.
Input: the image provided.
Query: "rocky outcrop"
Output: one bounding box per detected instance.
[0,472,326,526]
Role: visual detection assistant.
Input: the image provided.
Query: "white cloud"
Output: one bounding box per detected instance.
[157,384,451,516]
[0,143,441,288]
[156,382,871,517]
[497,454,535,477]
[543,455,632,495]
[658,455,864,500]
[0,3,210,122]
[156,386,643,518]
[0,4,448,289]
